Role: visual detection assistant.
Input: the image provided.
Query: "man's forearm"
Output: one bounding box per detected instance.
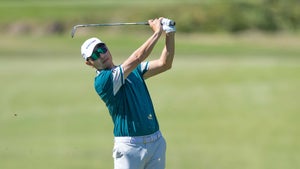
[122,31,162,79]
[134,31,162,61]
[161,32,175,69]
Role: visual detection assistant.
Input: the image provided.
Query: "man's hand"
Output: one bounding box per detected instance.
[161,18,176,33]
[148,18,163,34]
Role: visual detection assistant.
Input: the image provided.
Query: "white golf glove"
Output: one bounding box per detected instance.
[161,18,176,33]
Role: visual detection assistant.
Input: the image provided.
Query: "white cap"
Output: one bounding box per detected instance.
[81,37,104,60]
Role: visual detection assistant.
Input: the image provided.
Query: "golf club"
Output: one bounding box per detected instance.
[71,20,175,38]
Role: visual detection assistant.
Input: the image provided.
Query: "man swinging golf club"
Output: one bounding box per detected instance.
[80,17,175,169]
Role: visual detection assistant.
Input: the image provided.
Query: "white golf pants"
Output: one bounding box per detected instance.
[113,131,166,169]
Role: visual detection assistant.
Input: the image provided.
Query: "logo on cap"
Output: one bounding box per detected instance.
[86,39,97,49]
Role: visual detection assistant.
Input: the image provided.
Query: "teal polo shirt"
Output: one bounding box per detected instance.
[94,62,159,137]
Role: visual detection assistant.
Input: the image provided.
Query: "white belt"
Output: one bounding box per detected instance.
[114,131,162,144]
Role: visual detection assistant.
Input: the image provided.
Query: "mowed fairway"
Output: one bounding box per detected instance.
[1,33,300,169]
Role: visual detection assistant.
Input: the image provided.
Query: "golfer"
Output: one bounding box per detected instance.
[80,17,175,169]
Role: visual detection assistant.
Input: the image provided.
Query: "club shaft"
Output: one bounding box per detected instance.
[71,20,175,38]
[71,22,149,38]
[76,22,149,28]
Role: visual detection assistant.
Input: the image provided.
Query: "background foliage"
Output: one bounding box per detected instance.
[0,0,300,34]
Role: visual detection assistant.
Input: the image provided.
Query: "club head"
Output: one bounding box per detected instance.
[71,26,77,38]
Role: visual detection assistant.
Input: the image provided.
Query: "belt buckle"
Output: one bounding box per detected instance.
[130,137,135,144]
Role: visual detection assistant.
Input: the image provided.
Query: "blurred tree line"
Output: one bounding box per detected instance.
[163,0,300,33]
[1,0,299,34]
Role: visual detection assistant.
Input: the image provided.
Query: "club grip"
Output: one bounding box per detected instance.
[145,20,176,26]
[168,20,176,26]
[161,19,176,26]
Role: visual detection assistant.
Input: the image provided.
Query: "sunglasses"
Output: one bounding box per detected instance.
[89,44,108,61]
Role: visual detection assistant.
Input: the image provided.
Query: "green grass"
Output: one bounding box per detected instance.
[1,1,299,168]
[0,32,300,169]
